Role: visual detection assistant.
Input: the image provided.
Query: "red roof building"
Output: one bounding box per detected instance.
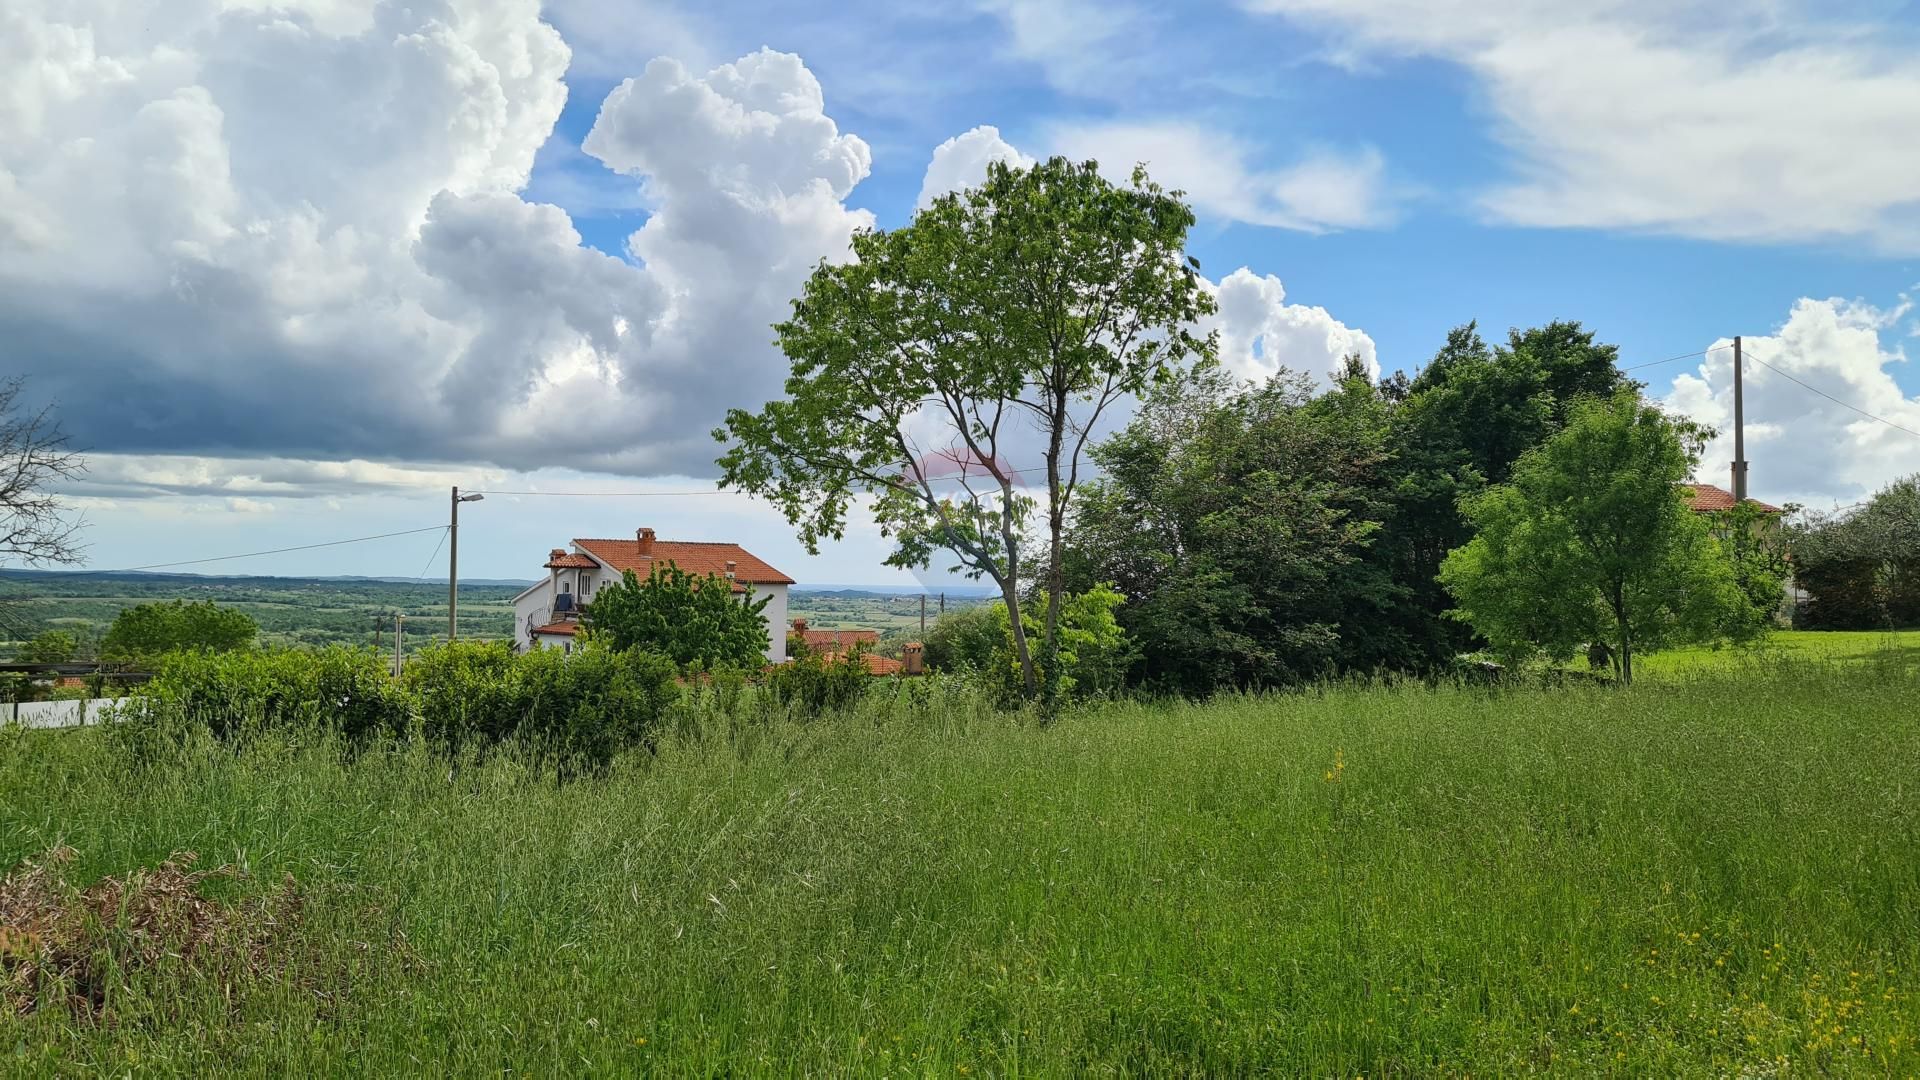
[790,618,879,653]
[787,618,917,676]
[1682,483,1782,513]
[573,533,795,586]
[513,527,794,660]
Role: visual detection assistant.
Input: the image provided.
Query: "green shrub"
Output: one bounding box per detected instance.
[507,646,680,767]
[138,641,682,772]
[766,647,870,717]
[404,640,680,766]
[402,639,519,748]
[140,646,407,741]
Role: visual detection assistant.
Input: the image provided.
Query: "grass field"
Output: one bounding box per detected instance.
[3,663,1918,1074]
[1628,629,1920,679]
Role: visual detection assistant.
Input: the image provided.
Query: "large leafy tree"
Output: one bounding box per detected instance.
[1066,366,1397,694]
[101,600,258,663]
[1439,392,1749,683]
[1376,321,1633,667]
[581,563,772,672]
[717,157,1215,700]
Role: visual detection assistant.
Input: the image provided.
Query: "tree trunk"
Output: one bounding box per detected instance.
[1040,400,1068,708]
[1616,614,1633,685]
[1000,521,1038,697]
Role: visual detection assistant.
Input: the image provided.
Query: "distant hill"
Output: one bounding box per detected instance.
[0,569,536,588]
[791,583,999,598]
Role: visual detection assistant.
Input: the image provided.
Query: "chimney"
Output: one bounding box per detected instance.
[548,548,567,564]
[724,559,737,580]
[636,527,655,555]
[792,617,808,634]
[903,642,924,676]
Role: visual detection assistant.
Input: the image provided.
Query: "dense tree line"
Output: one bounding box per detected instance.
[724,156,1790,700]
[1059,323,1678,690]
[1792,477,1920,629]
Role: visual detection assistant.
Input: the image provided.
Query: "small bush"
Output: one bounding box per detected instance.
[401,640,519,749]
[509,646,680,767]
[404,641,681,768]
[766,648,870,717]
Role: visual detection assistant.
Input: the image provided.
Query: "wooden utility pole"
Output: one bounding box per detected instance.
[919,593,927,635]
[1732,336,1748,503]
[393,613,406,677]
[450,487,484,640]
[449,487,458,641]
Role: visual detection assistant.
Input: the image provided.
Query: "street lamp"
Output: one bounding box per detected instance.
[450,487,485,640]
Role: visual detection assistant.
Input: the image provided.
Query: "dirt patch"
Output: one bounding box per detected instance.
[0,847,300,1021]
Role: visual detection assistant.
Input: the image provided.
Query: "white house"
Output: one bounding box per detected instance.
[509,527,794,662]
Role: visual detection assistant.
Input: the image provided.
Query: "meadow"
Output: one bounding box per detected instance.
[2,662,1917,1075]
[1627,629,1920,679]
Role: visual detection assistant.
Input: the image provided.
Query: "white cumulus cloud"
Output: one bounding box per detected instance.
[1,1,873,480]
[1243,0,1920,251]
[1048,120,1394,232]
[1205,269,1379,387]
[917,126,1034,209]
[1667,296,1920,508]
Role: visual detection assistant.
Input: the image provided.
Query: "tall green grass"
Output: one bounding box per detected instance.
[2,664,1917,1075]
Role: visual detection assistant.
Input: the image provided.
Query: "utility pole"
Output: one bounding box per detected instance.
[1731,336,1748,503]
[450,487,485,641]
[939,592,945,617]
[393,613,406,677]
[919,593,927,636]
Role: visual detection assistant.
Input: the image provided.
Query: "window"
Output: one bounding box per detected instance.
[579,573,592,597]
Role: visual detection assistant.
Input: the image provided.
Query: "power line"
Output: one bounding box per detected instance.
[1621,343,1734,373]
[1745,354,1920,440]
[88,525,448,574]
[410,526,451,583]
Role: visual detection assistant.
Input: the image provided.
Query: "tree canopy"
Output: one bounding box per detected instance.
[101,600,258,663]
[1439,391,1753,682]
[1066,366,1397,693]
[581,563,772,672]
[1792,475,1920,629]
[21,629,80,664]
[717,157,1214,701]
[1372,321,1635,668]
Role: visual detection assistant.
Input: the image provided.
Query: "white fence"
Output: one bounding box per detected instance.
[4,697,125,730]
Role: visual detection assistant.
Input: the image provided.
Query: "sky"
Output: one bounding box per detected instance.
[5,0,1919,586]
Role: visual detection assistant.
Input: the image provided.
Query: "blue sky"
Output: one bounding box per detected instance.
[6,0,1919,584]
[536,0,1920,397]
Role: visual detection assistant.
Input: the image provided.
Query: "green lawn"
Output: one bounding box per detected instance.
[3,665,1918,1074]
[1631,629,1920,679]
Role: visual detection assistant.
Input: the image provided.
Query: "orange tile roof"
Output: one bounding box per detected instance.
[545,553,597,569]
[860,653,903,676]
[1682,483,1782,514]
[529,622,579,637]
[799,628,880,652]
[572,537,795,586]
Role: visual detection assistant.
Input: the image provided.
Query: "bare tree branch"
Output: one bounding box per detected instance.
[0,377,87,566]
